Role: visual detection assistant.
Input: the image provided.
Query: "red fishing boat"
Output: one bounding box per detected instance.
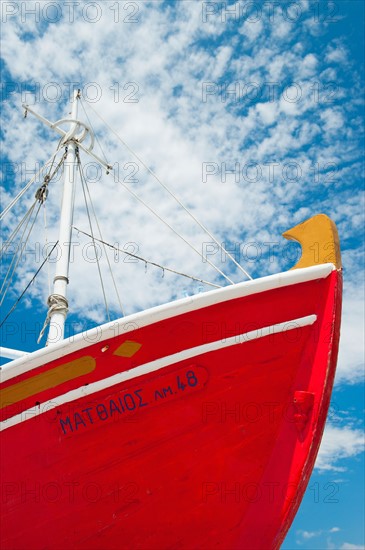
[0,92,342,549]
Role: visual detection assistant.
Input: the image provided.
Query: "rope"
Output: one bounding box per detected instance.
[77,155,125,317]
[37,292,68,344]
[73,227,222,289]
[0,241,59,331]
[85,102,252,280]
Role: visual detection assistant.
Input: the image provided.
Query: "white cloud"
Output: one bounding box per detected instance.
[296,527,342,544]
[255,101,279,125]
[272,19,292,39]
[299,0,310,12]
[240,18,263,42]
[297,529,322,539]
[267,53,287,80]
[336,284,365,384]
[320,108,345,134]
[300,53,318,76]
[326,44,348,65]
[340,544,365,550]
[210,46,233,79]
[316,424,365,472]
[279,93,300,116]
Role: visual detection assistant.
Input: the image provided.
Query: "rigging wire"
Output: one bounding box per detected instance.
[79,99,109,168]
[78,105,231,283]
[76,154,125,317]
[0,98,248,336]
[73,227,222,289]
[1,151,66,306]
[77,153,111,322]
[44,147,67,184]
[84,100,252,281]
[0,241,59,330]
[0,201,36,259]
[0,200,41,306]
[113,172,234,284]
[0,148,63,221]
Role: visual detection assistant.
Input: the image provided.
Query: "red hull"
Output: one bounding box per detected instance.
[0,266,342,549]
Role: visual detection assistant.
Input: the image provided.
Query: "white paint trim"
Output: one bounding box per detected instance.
[1,314,317,431]
[0,264,333,383]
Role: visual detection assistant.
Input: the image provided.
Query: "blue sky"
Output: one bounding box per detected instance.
[1,1,364,548]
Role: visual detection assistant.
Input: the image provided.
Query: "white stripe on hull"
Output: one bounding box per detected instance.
[1,314,316,431]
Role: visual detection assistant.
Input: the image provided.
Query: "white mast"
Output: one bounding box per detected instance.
[21,91,112,346]
[46,89,80,345]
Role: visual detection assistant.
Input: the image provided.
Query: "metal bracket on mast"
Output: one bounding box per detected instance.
[21,102,113,172]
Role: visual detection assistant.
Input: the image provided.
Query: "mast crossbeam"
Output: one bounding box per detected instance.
[22,103,112,171]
